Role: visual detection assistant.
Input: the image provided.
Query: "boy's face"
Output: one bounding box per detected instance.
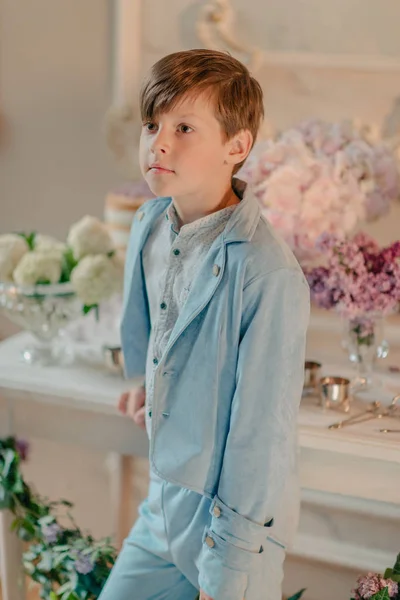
[139,92,239,200]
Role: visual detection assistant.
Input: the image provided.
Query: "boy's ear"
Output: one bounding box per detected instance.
[225,129,253,167]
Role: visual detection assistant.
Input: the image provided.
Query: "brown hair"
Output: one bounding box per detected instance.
[140,49,264,174]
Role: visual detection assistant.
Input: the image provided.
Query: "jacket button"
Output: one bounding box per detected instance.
[213,505,221,518]
[160,302,167,310]
[153,357,159,365]
[212,264,220,277]
[148,410,152,417]
[137,211,144,221]
[205,535,215,548]
[173,249,180,256]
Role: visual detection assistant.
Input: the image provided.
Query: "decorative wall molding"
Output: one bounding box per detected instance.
[196,0,264,73]
[105,0,143,179]
[111,0,143,107]
[196,0,400,73]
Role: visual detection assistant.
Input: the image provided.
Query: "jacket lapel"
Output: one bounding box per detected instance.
[162,240,226,359]
[161,187,261,361]
[122,198,170,318]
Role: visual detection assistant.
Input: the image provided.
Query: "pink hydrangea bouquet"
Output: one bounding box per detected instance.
[352,553,400,600]
[240,119,400,263]
[304,231,400,319]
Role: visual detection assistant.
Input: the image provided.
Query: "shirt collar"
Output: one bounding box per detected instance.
[165,179,244,237]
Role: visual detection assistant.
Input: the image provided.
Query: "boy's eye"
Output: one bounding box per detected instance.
[144,122,157,131]
[178,124,193,134]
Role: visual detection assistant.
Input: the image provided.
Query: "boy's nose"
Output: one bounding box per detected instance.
[150,131,171,154]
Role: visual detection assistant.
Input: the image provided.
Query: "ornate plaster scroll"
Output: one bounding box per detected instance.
[196,0,264,74]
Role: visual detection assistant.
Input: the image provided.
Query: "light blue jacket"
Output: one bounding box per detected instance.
[120,187,310,598]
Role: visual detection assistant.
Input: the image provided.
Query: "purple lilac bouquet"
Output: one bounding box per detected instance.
[240,119,400,262]
[304,231,400,321]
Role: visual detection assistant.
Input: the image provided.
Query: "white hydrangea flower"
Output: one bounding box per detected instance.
[0,234,29,281]
[35,234,66,258]
[67,216,114,260]
[13,251,62,285]
[70,254,122,306]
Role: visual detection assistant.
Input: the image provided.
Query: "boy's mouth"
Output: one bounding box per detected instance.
[148,164,175,174]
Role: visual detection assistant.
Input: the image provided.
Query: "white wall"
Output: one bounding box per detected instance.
[0,0,117,239]
[1,0,400,241]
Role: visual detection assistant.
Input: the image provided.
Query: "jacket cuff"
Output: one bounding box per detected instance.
[209,495,284,552]
[197,496,285,599]
[198,526,250,600]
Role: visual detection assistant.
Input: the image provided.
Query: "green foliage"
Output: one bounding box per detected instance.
[16,231,37,250]
[370,588,391,600]
[287,589,307,600]
[0,437,117,599]
[59,248,78,284]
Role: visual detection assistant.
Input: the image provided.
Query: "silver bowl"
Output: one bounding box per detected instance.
[304,360,322,391]
[318,376,351,412]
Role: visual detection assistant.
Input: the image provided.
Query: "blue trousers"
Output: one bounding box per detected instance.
[98,470,284,600]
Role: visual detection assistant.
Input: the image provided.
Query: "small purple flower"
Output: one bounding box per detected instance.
[41,522,62,544]
[73,552,94,575]
[15,439,29,461]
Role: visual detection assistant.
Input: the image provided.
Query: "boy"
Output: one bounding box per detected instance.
[99,49,310,600]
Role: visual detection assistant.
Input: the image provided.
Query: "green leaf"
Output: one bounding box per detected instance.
[384,569,393,579]
[0,486,12,510]
[57,581,72,595]
[393,552,400,576]
[370,587,391,600]
[82,304,97,316]
[59,499,74,508]
[37,551,53,572]
[287,589,307,600]
[38,515,56,526]
[59,247,78,283]
[27,232,37,250]
[1,448,17,479]
[16,232,37,250]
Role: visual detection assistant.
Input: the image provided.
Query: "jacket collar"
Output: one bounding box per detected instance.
[222,179,261,244]
[142,178,261,247]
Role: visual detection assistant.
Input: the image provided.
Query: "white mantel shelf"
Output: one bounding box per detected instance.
[1,328,399,464]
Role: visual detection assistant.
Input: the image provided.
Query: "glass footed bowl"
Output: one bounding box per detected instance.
[0,280,82,365]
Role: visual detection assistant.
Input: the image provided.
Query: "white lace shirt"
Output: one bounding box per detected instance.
[142,198,238,439]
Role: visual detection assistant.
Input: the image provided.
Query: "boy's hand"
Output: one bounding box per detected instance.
[118,384,146,429]
[199,590,214,600]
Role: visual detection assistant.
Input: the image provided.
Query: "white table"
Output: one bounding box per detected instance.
[1,315,400,600]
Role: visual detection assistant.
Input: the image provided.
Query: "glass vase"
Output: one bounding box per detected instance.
[0,281,82,366]
[343,312,389,389]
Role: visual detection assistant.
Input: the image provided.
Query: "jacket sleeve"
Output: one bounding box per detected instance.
[197,267,310,599]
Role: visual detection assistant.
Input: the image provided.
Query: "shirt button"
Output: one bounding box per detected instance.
[148,410,152,417]
[136,211,144,221]
[213,264,220,277]
[213,505,221,518]
[173,249,180,256]
[160,302,167,310]
[153,357,159,365]
[205,535,215,548]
